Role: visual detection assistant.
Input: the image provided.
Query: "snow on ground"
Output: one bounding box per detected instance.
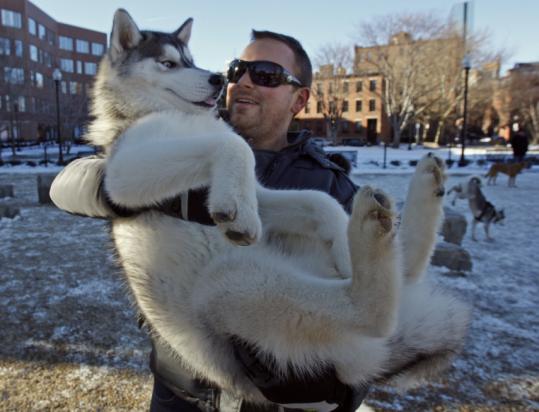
[0,145,538,411]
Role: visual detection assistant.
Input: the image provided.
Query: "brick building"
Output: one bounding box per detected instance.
[295,66,388,145]
[0,0,106,143]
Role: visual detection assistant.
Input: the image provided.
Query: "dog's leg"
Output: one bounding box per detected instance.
[380,280,470,388]
[484,221,493,241]
[399,154,446,283]
[256,185,352,277]
[197,186,400,344]
[105,116,262,245]
[471,219,478,241]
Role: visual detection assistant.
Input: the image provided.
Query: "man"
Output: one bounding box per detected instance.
[51,30,359,411]
[510,127,529,163]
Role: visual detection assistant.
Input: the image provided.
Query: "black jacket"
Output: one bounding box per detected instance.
[255,130,356,212]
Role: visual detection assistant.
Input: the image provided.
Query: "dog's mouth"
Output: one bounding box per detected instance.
[165,88,218,109]
[193,96,218,108]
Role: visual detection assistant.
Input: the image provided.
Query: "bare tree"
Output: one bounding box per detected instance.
[354,12,450,147]
[424,26,506,144]
[506,68,539,144]
[311,43,353,141]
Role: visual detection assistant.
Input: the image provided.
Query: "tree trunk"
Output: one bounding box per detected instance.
[391,116,401,148]
[434,118,446,144]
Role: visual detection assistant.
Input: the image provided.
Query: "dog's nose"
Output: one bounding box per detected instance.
[209,74,225,87]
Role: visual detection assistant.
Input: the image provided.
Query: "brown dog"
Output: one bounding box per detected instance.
[485,162,527,187]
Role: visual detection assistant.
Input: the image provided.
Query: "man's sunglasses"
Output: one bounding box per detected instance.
[227,59,303,88]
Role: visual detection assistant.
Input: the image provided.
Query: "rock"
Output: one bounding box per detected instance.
[0,204,20,219]
[431,241,472,271]
[0,184,14,198]
[37,174,56,205]
[441,207,468,245]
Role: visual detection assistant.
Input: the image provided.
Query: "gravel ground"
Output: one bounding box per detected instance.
[0,171,537,411]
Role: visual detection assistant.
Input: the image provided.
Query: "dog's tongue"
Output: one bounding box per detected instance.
[205,97,217,106]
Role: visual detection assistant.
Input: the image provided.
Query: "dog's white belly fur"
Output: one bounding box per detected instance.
[113,213,388,399]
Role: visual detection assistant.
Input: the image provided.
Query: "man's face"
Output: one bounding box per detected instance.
[226,38,307,147]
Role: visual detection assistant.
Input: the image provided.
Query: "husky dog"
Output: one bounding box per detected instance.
[88,9,469,407]
[485,161,527,187]
[447,181,470,206]
[460,177,505,241]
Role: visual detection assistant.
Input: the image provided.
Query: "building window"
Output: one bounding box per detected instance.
[76,61,83,74]
[84,62,97,75]
[355,100,362,112]
[369,80,376,92]
[47,31,55,46]
[70,81,78,94]
[43,51,52,67]
[0,37,10,55]
[304,101,310,114]
[59,36,73,51]
[35,72,44,88]
[369,99,376,111]
[1,9,22,28]
[38,24,46,40]
[91,42,104,56]
[16,96,26,112]
[15,40,22,57]
[342,121,349,133]
[317,101,322,114]
[343,82,349,93]
[60,58,74,72]
[28,18,36,35]
[29,44,38,62]
[61,81,67,94]
[342,100,349,112]
[76,39,89,54]
[356,81,363,92]
[354,120,362,132]
[4,67,25,85]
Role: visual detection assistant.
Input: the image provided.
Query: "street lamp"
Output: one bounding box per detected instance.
[458,54,471,166]
[52,68,63,165]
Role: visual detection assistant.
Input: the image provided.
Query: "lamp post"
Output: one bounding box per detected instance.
[458,55,471,166]
[53,68,63,165]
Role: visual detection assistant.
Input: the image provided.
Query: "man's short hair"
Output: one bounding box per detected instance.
[251,30,312,88]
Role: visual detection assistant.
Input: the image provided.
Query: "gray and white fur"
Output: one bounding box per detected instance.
[450,177,505,241]
[87,9,470,408]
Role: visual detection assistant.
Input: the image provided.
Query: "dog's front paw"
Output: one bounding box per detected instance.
[209,197,262,246]
[415,153,447,197]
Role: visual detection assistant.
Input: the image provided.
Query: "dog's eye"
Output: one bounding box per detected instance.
[160,60,177,69]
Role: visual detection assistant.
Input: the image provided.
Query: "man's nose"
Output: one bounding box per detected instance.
[235,70,254,87]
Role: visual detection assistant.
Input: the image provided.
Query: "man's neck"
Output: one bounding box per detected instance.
[249,133,289,152]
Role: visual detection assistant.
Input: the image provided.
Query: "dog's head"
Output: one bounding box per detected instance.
[91,9,224,132]
[468,176,482,188]
[495,208,505,224]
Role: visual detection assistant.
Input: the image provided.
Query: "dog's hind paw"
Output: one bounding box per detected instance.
[352,186,396,238]
[415,153,447,198]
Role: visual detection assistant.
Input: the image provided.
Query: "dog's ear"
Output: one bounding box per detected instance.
[174,18,193,45]
[110,9,143,62]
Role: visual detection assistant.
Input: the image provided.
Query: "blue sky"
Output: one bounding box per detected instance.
[32,0,538,74]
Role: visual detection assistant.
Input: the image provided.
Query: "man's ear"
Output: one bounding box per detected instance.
[174,18,193,45]
[291,88,310,116]
[110,9,143,63]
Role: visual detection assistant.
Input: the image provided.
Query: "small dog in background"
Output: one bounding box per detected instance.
[449,177,505,241]
[485,161,528,187]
